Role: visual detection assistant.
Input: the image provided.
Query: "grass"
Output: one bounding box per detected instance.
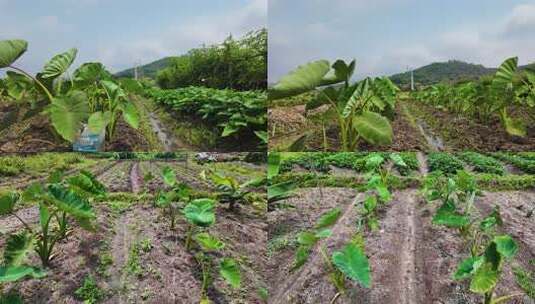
[513,266,535,299]
[457,152,505,175]
[75,275,105,304]
[0,153,94,177]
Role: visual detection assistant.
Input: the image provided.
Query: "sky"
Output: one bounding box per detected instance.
[0,0,266,74]
[269,0,535,82]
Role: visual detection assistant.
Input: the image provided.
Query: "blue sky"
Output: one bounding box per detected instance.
[0,0,266,74]
[269,0,535,82]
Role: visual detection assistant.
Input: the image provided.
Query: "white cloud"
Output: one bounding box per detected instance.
[99,0,266,72]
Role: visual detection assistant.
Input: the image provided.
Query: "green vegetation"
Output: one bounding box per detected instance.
[457,152,505,175]
[75,275,105,304]
[145,86,266,148]
[491,152,535,174]
[269,59,399,151]
[155,29,267,91]
[427,153,464,175]
[0,153,89,177]
[412,57,535,138]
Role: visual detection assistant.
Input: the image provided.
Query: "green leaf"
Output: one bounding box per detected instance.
[161,166,177,187]
[267,153,281,179]
[353,111,393,146]
[432,201,470,228]
[332,243,371,288]
[4,232,34,266]
[297,231,318,246]
[315,208,342,229]
[493,57,518,90]
[41,48,77,79]
[343,78,371,117]
[321,59,355,85]
[292,245,311,270]
[453,256,483,280]
[306,86,338,112]
[254,130,268,144]
[470,262,499,294]
[47,184,95,227]
[0,40,28,68]
[48,90,89,142]
[269,60,331,100]
[0,192,19,216]
[67,170,107,196]
[222,124,240,137]
[183,199,216,227]
[502,113,526,137]
[87,111,111,134]
[194,232,225,251]
[267,181,296,203]
[315,229,332,239]
[363,195,377,213]
[493,235,518,259]
[0,266,45,283]
[219,258,241,288]
[119,101,140,129]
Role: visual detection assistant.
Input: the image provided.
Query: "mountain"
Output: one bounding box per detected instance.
[389,60,495,87]
[389,60,535,88]
[115,57,175,78]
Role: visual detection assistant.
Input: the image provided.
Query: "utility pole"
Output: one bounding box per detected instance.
[411,69,414,91]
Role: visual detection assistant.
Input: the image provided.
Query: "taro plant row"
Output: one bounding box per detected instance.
[145,86,267,147]
[412,56,535,138]
[155,166,242,303]
[0,170,106,300]
[0,39,140,143]
[422,170,522,304]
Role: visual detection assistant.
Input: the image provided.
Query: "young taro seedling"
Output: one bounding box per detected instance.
[267,153,296,209]
[453,235,522,304]
[156,166,192,229]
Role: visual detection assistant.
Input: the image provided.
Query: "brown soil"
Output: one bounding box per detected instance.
[268,103,428,152]
[1,159,267,303]
[407,102,535,152]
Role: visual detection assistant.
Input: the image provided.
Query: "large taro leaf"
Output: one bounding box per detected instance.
[320,59,356,86]
[47,184,95,229]
[119,100,140,129]
[343,78,371,117]
[73,62,112,86]
[219,258,241,289]
[0,192,19,215]
[161,166,177,187]
[4,232,34,266]
[353,111,393,146]
[493,57,518,90]
[183,199,216,227]
[315,208,342,229]
[306,86,339,112]
[48,90,89,142]
[41,48,78,79]
[194,232,225,252]
[101,80,126,101]
[492,235,517,259]
[0,266,45,283]
[269,60,331,100]
[470,262,499,294]
[67,170,107,196]
[0,40,28,68]
[331,243,371,288]
[87,111,111,134]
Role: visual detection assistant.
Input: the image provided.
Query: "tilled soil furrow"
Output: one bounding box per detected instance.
[130,162,143,193]
[363,190,425,304]
[270,192,364,304]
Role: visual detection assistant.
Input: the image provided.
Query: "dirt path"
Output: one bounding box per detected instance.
[417,152,428,176]
[362,190,425,304]
[416,118,444,151]
[129,162,143,193]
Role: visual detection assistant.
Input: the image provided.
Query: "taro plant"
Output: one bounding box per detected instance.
[0,39,139,143]
[453,235,521,304]
[269,59,399,151]
[202,171,253,211]
[192,233,241,303]
[155,166,192,229]
[0,170,106,267]
[267,153,296,209]
[183,199,217,251]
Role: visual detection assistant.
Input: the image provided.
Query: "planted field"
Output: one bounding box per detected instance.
[268,152,535,303]
[0,153,267,303]
[268,57,535,152]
